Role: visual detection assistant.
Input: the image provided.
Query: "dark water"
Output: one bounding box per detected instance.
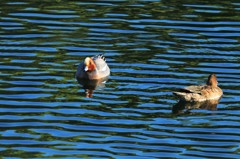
[1,0,240,158]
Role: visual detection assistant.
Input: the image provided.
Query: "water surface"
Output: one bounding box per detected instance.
[0,0,240,158]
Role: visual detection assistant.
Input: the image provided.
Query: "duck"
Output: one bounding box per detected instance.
[173,74,223,102]
[76,54,110,80]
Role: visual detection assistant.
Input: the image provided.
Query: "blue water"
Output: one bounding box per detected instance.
[0,0,240,158]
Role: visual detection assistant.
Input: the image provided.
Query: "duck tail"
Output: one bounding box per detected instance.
[173,92,188,100]
[96,54,106,61]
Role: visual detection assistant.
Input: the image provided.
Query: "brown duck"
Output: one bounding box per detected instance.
[173,74,223,102]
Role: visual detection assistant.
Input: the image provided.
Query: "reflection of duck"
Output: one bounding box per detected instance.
[173,74,223,102]
[76,54,110,80]
[172,99,219,114]
[77,77,109,98]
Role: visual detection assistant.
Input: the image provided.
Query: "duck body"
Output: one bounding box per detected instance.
[173,74,223,102]
[76,54,110,80]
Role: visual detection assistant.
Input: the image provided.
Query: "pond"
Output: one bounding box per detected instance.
[0,0,240,158]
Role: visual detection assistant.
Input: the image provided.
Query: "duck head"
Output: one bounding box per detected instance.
[206,74,218,87]
[84,57,96,72]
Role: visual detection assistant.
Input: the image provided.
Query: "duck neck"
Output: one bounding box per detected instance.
[207,76,218,87]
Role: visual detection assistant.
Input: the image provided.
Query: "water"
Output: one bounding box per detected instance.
[1,0,240,158]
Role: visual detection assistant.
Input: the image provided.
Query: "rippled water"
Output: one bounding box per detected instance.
[1,0,240,158]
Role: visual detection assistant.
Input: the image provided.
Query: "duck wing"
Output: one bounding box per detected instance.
[92,54,110,77]
[95,59,107,72]
[179,85,206,94]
